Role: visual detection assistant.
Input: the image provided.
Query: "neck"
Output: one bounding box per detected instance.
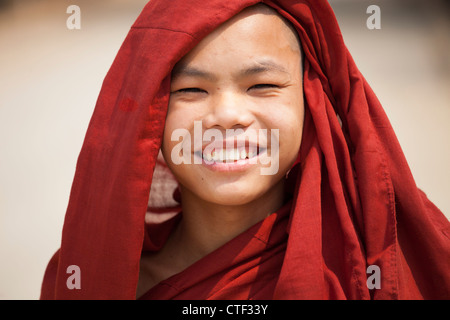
[174,179,285,264]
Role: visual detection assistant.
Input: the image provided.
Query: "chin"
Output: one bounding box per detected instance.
[207,192,263,207]
[200,180,274,206]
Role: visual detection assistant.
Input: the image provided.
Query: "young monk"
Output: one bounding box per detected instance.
[135,4,304,299]
[41,0,450,300]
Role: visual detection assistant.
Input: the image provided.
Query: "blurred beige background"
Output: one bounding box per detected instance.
[0,0,449,299]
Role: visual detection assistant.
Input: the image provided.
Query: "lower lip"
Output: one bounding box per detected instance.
[193,151,264,172]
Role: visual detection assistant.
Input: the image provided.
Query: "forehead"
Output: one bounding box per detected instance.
[173,5,301,73]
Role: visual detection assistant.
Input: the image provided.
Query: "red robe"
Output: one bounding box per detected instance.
[40,0,450,299]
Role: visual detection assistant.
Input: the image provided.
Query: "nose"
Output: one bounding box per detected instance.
[203,90,253,130]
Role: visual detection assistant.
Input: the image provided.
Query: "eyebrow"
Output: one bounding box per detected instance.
[241,60,290,77]
[171,59,290,81]
[171,65,217,81]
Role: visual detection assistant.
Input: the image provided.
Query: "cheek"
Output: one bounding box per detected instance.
[161,110,183,164]
[161,117,173,157]
[278,121,302,162]
[274,99,305,166]
[161,105,199,170]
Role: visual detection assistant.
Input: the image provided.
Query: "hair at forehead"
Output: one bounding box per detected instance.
[244,2,283,15]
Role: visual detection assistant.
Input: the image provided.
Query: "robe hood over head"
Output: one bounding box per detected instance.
[41,0,450,299]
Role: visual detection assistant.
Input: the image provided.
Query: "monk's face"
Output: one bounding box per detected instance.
[162,5,304,206]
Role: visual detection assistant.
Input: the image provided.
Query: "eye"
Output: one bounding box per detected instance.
[248,84,280,90]
[173,87,207,94]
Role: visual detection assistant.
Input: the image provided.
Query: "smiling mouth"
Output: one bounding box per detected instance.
[193,146,265,163]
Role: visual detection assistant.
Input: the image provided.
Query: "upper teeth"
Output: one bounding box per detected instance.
[203,148,256,162]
